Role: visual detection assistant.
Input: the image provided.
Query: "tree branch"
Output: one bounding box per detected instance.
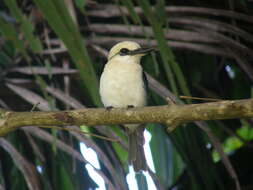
[0,98,253,136]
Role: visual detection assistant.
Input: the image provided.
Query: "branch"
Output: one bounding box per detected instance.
[86,37,234,58]
[87,4,253,24]
[0,98,253,136]
[86,24,219,43]
[46,37,235,58]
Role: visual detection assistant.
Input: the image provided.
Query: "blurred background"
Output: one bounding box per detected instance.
[0,0,253,190]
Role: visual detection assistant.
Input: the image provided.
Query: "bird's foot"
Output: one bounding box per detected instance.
[127,105,135,109]
[105,106,114,111]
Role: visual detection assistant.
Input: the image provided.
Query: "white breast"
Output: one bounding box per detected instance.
[99,58,146,108]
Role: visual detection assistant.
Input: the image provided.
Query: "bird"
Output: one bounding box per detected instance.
[99,41,154,172]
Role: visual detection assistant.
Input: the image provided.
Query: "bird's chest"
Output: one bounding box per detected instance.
[103,64,141,88]
[99,63,146,107]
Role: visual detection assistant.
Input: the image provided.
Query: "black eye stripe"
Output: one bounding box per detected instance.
[119,48,130,55]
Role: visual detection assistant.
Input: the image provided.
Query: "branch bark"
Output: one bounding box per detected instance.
[1,98,253,136]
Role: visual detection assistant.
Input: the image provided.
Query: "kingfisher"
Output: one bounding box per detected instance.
[99,41,154,172]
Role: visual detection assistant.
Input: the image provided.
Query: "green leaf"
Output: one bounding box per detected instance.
[136,173,148,190]
[120,0,140,24]
[111,125,128,164]
[148,124,173,187]
[4,0,43,53]
[137,0,191,100]
[112,141,128,164]
[32,0,101,106]
[237,124,253,140]
[20,19,43,53]
[0,51,12,66]
[0,17,27,57]
[154,0,167,27]
[74,0,86,14]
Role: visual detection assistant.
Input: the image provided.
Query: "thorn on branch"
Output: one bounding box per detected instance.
[166,119,181,132]
[166,97,176,105]
[30,102,40,112]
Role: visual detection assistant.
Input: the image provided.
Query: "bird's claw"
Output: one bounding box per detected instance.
[105,106,114,111]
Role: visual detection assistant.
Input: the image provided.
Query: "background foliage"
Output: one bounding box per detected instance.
[0,0,253,190]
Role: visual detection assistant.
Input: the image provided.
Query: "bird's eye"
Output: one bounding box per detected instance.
[119,48,130,55]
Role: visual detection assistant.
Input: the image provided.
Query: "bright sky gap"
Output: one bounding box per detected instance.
[80,130,157,190]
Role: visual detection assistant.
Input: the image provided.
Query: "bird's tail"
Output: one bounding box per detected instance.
[128,125,147,172]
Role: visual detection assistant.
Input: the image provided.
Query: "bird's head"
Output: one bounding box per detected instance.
[108,41,154,62]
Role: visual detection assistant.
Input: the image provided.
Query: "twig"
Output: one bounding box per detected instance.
[180,96,222,102]
[37,125,118,142]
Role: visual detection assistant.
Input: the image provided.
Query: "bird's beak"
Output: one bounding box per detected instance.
[129,47,156,56]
